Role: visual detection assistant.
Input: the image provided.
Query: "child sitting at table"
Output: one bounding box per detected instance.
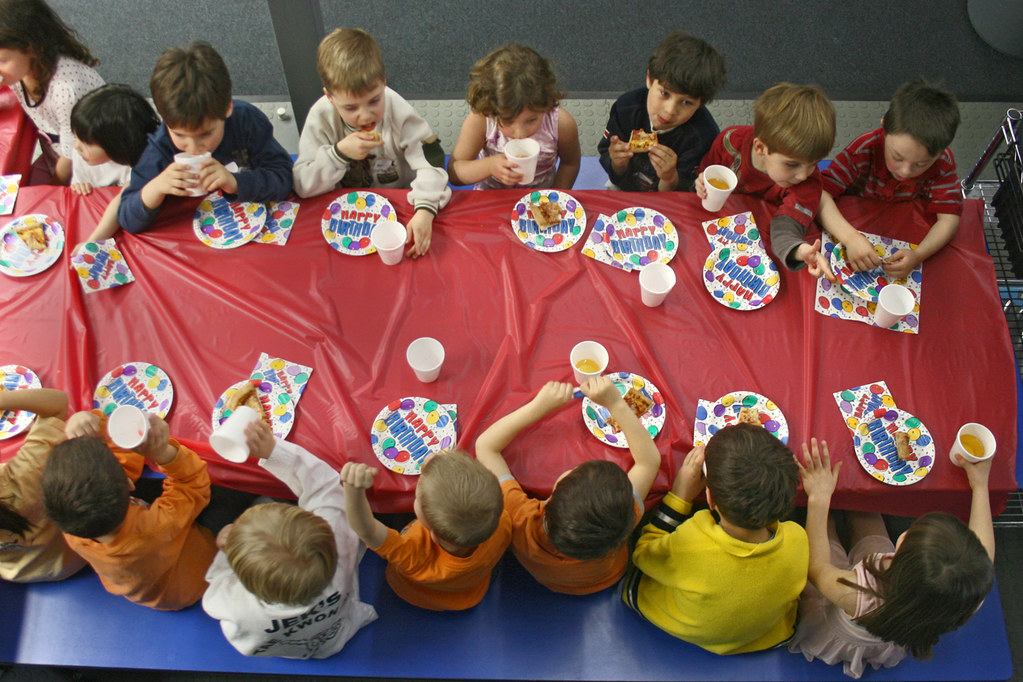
[293,27,449,258]
[696,82,835,277]
[340,450,512,611]
[447,44,581,190]
[623,424,808,654]
[203,422,377,659]
[117,41,293,234]
[790,439,994,678]
[0,0,103,185]
[817,80,962,279]
[474,378,660,594]
[40,409,217,610]
[598,30,726,192]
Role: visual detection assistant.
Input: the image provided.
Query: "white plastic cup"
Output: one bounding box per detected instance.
[173,152,211,197]
[503,138,540,184]
[949,423,996,464]
[639,262,677,307]
[107,405,149,450]
[570,341,609,385]
[701,164,738,212]
[210,405,260,463]
[874,284,915,328]
[407,337,445,383]
[370,220,406,265]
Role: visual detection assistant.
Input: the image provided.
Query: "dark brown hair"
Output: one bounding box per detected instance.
[545,460,635,560]
[466,44,562,121]
[647,31,726,103]
[754,82,835,162]
[0,0,97,97]
[71,84,159,166]
[150,41,232,129]
[41,437,130,539]
[882,79,960,157]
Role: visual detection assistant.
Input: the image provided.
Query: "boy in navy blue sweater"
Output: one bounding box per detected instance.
[118,42,292,233]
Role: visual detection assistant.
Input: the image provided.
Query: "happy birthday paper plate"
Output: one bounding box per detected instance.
[853,408,934,486]
[0,174,21,216]
[702,212,765,251]
[370,397,457,475]
[0,214,65,277]
[257,200,300,246]
[694,391,788,447]
[0,364,42,439]
[828,240,914,303]
[93,362,174,418]
[581,372,665,448]
[585,207,678,271]
[193,192,267,248]
[211,379,296,440]
[702,245,780,310]
[509,189,586,252]
[71,239,134,292]
[321,191,397,255]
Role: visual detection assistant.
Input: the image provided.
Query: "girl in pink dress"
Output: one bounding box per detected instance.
[792,439,995,678]
[448,44,580,191]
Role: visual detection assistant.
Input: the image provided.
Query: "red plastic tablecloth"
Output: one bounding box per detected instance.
[0,185,1016,515]
[0,86,36,178]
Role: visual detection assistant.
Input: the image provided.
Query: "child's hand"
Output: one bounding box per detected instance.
[490,155,524,186]
[532,381,575,414]
[340,461,379,491]
[797,438,840,502]
[405,209,433,258]
[216,523,233,551]
[607,135,633,172]
[580,375,622,409]
[198,158,238,195]
[336,131,382,161]
[70,182,94,195]
[954,452,993,490]
[136,414,177,464]
[670,445,706,503]
[882,248,920,279]
[65,410,101,439]
[844,233,883,271]
[694,172,708,199]
[795,239,836,281]
[648,144,679,184]
[244,420,275,460]
[151,161,200,198]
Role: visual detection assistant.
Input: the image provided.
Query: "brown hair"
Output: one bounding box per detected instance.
[647,31,726,103]
[417,450,502,548]
[882,79,960,157]
[753,82,835,162]
[316,27,385,95]
[466,44,562,121]
[149,41,232,129]
[545,460,635,560]
[0,0,97,98]
[40,437,130,539]
[704,423,797,530]
[225,503,338,606]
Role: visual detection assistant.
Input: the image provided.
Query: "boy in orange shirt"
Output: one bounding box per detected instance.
[340,449,511,610]
[41,410,217,610]
[475,377,660,594]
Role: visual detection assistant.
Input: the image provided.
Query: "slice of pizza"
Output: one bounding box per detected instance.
[628,129,658,152]
[738,407,761,426]
[606,387,655,431]
[14,225,46,252]
[225,381,269,425]
[894,431,912,460]
[529,200,562,229]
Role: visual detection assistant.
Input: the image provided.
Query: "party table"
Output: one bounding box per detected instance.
[0,184,1015,516]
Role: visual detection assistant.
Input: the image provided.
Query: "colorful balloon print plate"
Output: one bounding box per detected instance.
[509,190,586,252]
[0,214,65,277]
[371,397,457,475]
[0,364,42,439]
[586,207,678,271]
[702,245,780,310]
[193,192,267,249]
[828,241,911,303]
[693,391,788,447]
[211,380,296,440]
[321,191,397,255]
[581,372,665,448]
[92,362,174,418]
[853,408,934,486]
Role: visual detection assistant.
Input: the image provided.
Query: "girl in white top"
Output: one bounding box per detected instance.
[0,0,103,184]
[793,438,995,678]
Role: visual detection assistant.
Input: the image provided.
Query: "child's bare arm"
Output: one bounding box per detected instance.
[956,454,995,561]
[447,112,493,186]
[582,376,660,499]
[136,415,178,465]
[340,462,389,548]
[552,110,581,189]
[0,388,67,419]
[817,192,882,271]
[475,381,574,480]
[79,189,125,247]
[670,445,705,503]
[883,213,959,280]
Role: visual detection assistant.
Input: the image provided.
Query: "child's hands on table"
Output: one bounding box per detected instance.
[797,438,840,501]
[671,445,706,503]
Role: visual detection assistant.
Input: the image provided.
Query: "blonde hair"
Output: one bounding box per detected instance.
[316,27,385,95]
[466,44,562,121]
[226,503,337,606]
[418,450,502,548]
[753,82,835,162]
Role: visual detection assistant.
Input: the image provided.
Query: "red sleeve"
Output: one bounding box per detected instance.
[777,172,823,229]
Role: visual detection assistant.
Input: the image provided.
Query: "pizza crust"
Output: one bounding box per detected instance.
[15,225,46,251]
[738,407,761,426]
[529,200,562,229]
[894,431,911,460]
[628,129,658,152]
[606,387,655,432]
[225,381,269,424]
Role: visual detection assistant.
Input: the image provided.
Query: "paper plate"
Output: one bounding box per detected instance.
[257,200,300,245]
[71,239,134,292]
[702,245,780,310]
[581,372,665,448]
[0,173,21,216]
[211,379,296,440]
[585,207,678,271]
[694,391,788,447]
[828,241,911,303]
[0,214,65,277]
[701,212,766,251]
[193,192,267,249]
[370,397,457,475]
[92,362,174,418]
[509,189,587,252]
[321,191,397,255]
[853,408,934,486]
[0,364,42,439]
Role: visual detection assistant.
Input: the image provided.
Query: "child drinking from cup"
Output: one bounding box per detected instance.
[447,44,580,190]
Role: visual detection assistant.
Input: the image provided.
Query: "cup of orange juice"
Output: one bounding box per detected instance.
[949,423,996,464]
[570,341,609,385]
[702,164,737,212]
